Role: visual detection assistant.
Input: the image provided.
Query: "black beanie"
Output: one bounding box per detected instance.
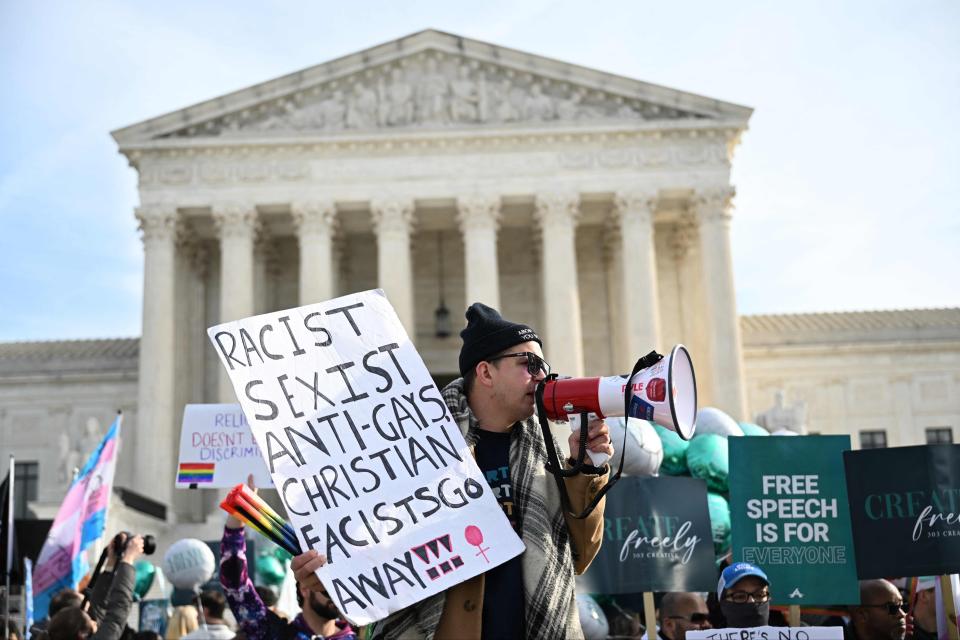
[459,302,542,376]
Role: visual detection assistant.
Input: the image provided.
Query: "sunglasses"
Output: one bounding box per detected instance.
[668,613,710,625]
[862,602,907,616]
[487,352,551,377]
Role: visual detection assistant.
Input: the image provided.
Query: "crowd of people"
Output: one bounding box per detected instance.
[3,302,955,640]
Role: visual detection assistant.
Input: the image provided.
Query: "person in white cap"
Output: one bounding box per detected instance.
[717,562,771,628]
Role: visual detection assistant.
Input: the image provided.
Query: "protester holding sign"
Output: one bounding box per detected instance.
[717,562,771,628]
[220,478,356,640]
[294,302,612,640]
[848,579,907,640]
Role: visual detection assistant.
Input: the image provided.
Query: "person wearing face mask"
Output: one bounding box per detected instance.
[717,562,771,628]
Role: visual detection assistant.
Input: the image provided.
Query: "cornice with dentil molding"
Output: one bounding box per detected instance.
[370,198,416,235]
[456,194,501,233]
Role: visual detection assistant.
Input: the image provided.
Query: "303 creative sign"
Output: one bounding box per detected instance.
[577,476,716,594]
[729,436,859,605]
[844,444,960,578]
[175,404,273,488]
[207,289,524,625]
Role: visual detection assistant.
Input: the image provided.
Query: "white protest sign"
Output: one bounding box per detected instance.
[687,627,843,640]
[175,404,273,489]
[207,289,525,624]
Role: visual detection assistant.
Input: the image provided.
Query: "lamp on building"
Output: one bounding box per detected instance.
[434,231,451,338]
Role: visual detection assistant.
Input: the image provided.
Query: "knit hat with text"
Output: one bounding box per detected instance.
[458,302,542,376]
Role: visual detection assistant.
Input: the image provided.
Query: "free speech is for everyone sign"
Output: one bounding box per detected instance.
[729,436,859,605]
[207,289,524,624]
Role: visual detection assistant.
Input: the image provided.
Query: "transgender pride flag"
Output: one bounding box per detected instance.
[32,414,122,619]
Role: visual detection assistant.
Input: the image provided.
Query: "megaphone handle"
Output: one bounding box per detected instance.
[568,413,610,467]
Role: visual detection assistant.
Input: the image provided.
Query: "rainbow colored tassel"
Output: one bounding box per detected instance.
[220,484,301,555]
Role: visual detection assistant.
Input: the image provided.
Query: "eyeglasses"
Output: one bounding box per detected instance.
[487,352,550,377]
[723,589,771,604]
[667,613,710,625]
[862,602,907,616]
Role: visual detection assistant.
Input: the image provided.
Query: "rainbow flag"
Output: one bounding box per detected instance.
[33,415,121,619]
[177,463,215,484]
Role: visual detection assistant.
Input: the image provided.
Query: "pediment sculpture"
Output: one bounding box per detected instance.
[164,54,709,138]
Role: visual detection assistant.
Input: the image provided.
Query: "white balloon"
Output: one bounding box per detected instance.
[608,418,664,476]
[772,428,801,436]
[694,407,744,438]
[576,593,609,640]
[162,539,216,591]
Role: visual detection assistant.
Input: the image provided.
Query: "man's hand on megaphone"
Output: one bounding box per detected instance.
[568,418,613,463]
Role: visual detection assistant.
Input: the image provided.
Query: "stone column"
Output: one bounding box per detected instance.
[456,194,501,309]
[212,203,260,401]
[134,205,179,512]
[614,190,662,365]
[292,200,338,305]
[371,198,416,335]
[694,186,747,419]
[534,191,584,376]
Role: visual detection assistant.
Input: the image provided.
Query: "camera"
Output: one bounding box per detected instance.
[112,531,157,556]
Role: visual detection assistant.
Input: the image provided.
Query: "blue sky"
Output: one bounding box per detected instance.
[1,1,957,341]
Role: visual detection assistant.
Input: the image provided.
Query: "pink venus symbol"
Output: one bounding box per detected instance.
[465,525,490,563]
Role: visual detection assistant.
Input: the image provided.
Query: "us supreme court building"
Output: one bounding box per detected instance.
[1,31,957,534]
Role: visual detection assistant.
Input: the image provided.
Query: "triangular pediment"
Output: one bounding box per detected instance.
[112,29,751,145]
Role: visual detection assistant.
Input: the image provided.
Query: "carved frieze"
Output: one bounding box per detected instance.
[161,53,710,139]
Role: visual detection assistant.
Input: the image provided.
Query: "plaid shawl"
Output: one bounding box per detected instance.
[369,378,583,640]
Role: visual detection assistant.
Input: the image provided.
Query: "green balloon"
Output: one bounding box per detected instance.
[256,553,286,587]
[738,422,770,437]
[133,560,156,599]
[707,492,732,555]
[653,423,690,475]
[272,545,292,564]
[686,434,729,493]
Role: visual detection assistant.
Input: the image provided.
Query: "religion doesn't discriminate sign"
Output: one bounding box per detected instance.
[844,444,960,578]
[729,436,859,605]
[176,404,273,489]
[207,289,525,625]
[578,476,716,594]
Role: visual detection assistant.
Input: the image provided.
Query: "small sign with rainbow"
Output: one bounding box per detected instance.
[177,462,215,485]
[175,404,273,489]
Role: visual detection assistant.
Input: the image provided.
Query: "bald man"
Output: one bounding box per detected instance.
[660,592,712,640]
[850,579,907,640]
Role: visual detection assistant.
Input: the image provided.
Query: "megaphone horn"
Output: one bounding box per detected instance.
[540,344,698,467]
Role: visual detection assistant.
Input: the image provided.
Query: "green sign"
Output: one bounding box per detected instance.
[729,436,859,605]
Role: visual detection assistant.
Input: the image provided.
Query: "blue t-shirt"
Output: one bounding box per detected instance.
[474,428,525,640]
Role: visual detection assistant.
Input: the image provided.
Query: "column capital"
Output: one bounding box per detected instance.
[292,200,338,236]
[456,194,501,232]
[693,186,736,224]
[212,202,261,239]
[371,197,415,235]
[613,189,658,225]
[534,190,580,228]
[135,205,179,243]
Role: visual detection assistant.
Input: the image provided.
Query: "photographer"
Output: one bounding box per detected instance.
[48,532,145,640]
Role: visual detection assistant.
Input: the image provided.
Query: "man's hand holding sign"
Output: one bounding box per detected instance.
[208,290,525,625]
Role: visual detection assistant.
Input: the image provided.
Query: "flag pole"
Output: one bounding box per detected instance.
[4,454,14,640]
